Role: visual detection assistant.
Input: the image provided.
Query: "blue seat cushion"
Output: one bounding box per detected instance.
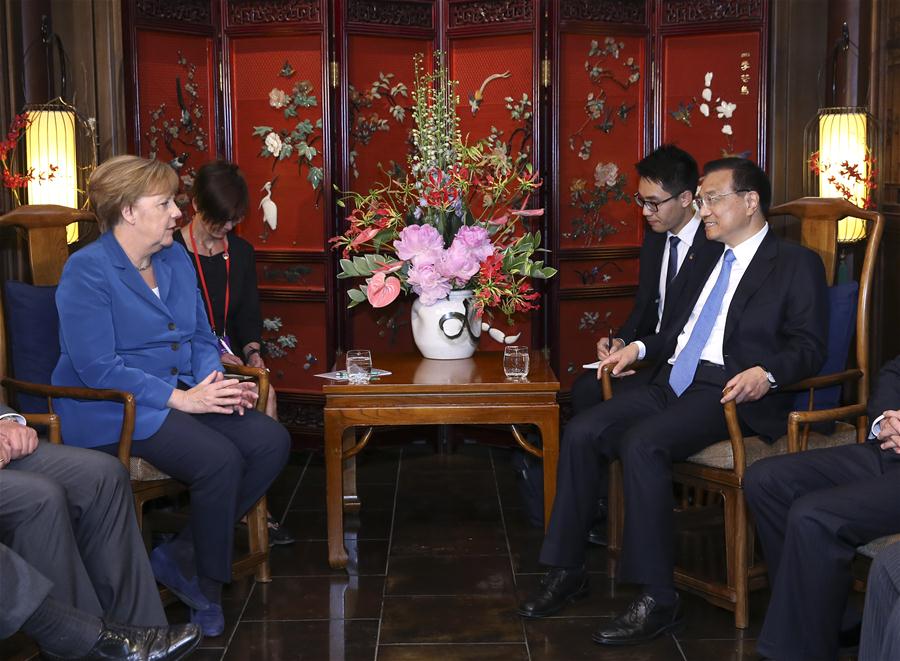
[2,281,59,413]
[793,281,859,412]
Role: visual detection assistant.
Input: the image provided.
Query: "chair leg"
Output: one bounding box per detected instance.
[723,488,750,629]
[607,460,625,577]
[247,496,271,583]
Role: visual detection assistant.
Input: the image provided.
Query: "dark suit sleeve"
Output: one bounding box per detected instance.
[764,249,828,386]
[230,241,263,353]
[868,356,900,422]
[617,236,659,344]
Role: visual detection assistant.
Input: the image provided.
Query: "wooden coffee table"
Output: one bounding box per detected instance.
[323,351,560,569]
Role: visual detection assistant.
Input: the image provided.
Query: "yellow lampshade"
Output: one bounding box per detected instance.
[25,108,78,242]
[816,110,869,242]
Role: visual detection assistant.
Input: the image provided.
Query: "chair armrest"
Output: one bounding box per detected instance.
[783,369,863,392]
[223,365,269,413]
[787,403,868,451]
[599,360,654,401]
[21,413,61,443]
[1,377,137,469]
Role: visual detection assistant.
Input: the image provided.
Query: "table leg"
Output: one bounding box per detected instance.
[535,410,559,532]
[325,413,349,569]
[342,427,360,513]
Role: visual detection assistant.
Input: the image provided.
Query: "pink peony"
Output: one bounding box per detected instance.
[407,263,451,306]
[452,225,493,261]
[394,224,444,267]
[437,241,480,286]
[594,162,619,189]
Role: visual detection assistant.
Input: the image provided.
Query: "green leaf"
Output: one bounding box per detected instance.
[339,258,358,276]
[252,126,273,136]
[307,167,324,190]
[348,288,367,303]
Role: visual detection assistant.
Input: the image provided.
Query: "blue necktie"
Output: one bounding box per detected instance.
[668,249,736,396]
[665,235,680,289]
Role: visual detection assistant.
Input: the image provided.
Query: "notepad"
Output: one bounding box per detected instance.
[582,360,602,369]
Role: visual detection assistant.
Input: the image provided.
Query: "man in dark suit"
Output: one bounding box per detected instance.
[746,355,900,661]
[569,144,721,547]
[571,144,719,414]
[518,158,828,648]
[0,404,201,659]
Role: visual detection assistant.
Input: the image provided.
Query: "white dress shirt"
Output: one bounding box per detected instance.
[0,412,26,426]
[655,213,702,333]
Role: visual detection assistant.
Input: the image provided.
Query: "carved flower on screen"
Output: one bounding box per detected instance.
[721,124,733,136]
[264,132,282,156]
[269,88,288,109]
[594,162,620,189]
[716,101,737,119]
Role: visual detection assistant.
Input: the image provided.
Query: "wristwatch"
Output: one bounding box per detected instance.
[758,365,777,388]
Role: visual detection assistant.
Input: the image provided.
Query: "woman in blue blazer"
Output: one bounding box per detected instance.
[52,155,290,637]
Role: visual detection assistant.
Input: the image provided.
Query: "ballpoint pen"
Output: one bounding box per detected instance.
[608,326,615,354]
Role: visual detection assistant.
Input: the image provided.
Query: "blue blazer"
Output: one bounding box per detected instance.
[52,231,223,447]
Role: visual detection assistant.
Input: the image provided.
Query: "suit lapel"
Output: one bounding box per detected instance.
[723,229,778,344]
[102,232,169,315]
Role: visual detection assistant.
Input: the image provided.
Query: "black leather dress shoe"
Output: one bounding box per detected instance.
[592,593,683,646]
[44,621,201,661]
[586,521,607,546]
[517,567,589,618]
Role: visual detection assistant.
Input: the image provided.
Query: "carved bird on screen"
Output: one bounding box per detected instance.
[259,178,278,241]
[175,77,192,130]
[468,71,511,116]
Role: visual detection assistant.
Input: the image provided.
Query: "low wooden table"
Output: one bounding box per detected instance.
[323,351,560,569]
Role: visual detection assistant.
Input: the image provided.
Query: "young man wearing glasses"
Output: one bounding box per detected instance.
[519,158,828,648]
[569,144,722,546]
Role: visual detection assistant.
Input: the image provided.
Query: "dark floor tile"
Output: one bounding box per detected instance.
[386,555,514,596]
[379,596,524,644]
[291,481,397,512]
[392,491,501,526]
[390,521,507,556]
[268,539,389,577]
[224,620,378,661]
[377,643,529,660]
[514,574,641,618]
[525,618,684,661]
[241,576,385,620]
[183,650,224,661]
[676,637,758,660]
[676,590,767,639]
[282,508,393,541]
[0,633,37,661]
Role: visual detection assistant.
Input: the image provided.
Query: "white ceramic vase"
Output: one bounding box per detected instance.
[410,289,481,359]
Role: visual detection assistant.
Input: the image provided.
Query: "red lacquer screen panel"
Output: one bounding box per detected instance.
[558,32,646,250]
[259,298,327,392]
[660,32,762,168]
[558,296,636,390]
[557,257,640,290]
[349,299,415,354]
[229,35,326,252]
[346,35,430,194]
[135,31,216,187]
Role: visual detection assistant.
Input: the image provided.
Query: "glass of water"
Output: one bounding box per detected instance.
[503,346,530,379]
[346,349,373,384]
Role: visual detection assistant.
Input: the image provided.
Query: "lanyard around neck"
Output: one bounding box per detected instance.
[188,222,229,336]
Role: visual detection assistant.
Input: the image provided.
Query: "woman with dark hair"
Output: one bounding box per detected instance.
[174,160,294,547]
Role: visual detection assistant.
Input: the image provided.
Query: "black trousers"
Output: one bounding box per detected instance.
[540,364,738,587]
[745,442,900,661]
[0,442,166,633]
[99,409,290,584]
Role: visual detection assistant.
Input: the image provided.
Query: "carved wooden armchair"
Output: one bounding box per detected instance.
[603,197,883,628]
[0,204,271,585]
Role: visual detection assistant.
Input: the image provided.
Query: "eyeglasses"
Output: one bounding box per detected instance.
[633,192,682,213]
[695,189,750,209]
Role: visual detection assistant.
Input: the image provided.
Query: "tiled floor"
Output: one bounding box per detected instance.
[2,440,862,660]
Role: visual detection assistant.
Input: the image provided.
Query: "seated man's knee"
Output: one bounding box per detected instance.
[744,456,789,507]
[80,448,131,496]
[18,476,69,523]
[786,493,835,536]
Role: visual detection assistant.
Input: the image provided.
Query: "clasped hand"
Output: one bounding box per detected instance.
[0,419,39,468]
[877,411,900,454]
[169,371,258,415]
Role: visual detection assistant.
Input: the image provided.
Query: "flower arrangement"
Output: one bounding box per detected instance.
[1,114,58,205]
[330,53,556,322]
[808,150,878,210]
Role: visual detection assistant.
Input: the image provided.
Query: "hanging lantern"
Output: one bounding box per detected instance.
[803,107,877,244]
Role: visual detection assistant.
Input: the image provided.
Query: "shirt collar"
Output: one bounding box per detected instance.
[728,223,769,267]
[668,212,701,247]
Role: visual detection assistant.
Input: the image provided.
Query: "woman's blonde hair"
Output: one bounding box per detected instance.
[88,155,179,232]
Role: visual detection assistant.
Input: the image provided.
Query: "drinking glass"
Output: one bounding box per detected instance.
[346,349,373,384]
[503,346,530,379]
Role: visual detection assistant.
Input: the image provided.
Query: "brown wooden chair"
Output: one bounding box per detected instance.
[603,197,883,628]
[0,204,272,586]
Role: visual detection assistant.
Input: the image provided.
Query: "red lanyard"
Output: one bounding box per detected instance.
[189,222,229,336]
